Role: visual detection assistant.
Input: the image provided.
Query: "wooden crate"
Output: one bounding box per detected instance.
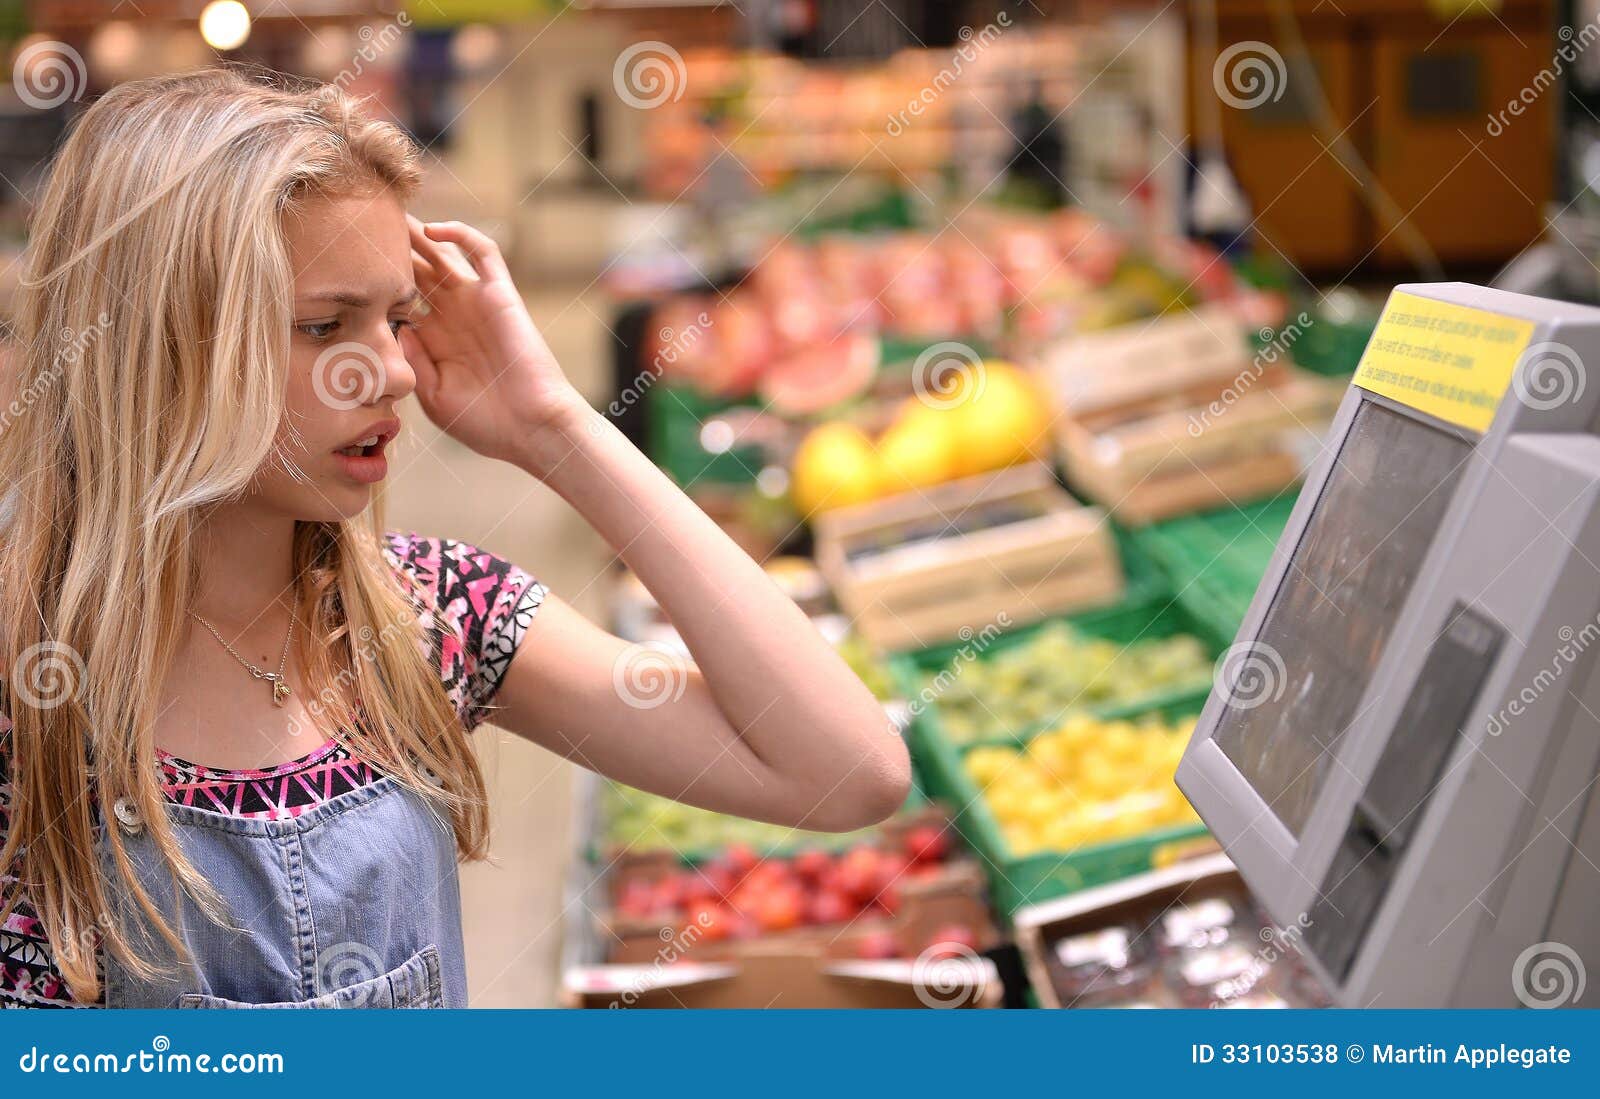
[1044,309,1342,524]
[814,463,1124,652]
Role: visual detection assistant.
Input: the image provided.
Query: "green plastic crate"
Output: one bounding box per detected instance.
[892,591,1227,752]
[876,336,993,370]
[1128,493,1299,641]
[794,187,917,237]
[643,336,995,489]
[1290,311,1377,379]
[645,383,763,488]
[900,680,1210,917]
[593,779,929,866]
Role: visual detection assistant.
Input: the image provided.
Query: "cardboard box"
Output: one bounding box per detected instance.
[1014,852,1329,1008]
[1044,309,1340,524]
[563,944,1002,1009]
[815,463,1124,651]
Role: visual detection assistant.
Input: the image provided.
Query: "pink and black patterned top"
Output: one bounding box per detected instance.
[0,533,546,1008]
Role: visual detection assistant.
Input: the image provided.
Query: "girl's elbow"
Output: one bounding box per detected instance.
[860,756,913,827]
[825,739,913,831]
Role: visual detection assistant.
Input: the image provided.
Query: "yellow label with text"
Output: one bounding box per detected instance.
[1352,291,1535,432]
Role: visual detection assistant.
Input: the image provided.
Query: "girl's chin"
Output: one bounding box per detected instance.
[252,487,373,525]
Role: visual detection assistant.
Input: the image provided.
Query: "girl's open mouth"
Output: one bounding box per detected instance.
[332,419,400,483]
[337,435,384,458]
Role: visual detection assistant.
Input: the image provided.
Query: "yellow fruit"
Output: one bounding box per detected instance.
[875,402,958,493]
[1101,724,1142,765]
[1004,823,1044,856]
[1043,816,1090,851]
[1025,735,1072,778]
[964,746,1015,786]
[977,713,1201,853]
[984,784,1028,822]
[791,422,880,516]
[947,361,1051,475]
[1020,790,1059,826]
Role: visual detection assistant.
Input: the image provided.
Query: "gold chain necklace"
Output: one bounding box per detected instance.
[187,609,295,706]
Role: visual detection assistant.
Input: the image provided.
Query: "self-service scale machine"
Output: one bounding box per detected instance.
[1178,283,1600,1008]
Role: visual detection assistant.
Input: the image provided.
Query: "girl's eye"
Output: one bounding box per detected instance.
[297,320,339,340]
[388,317,412,336]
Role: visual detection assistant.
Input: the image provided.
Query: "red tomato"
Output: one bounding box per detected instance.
[835,846,883,902]
[806,889,855,926]
[686,902,730,942]
[855,930,902,960]
[617,879,656,919]
[722,843,759,877]
[753,887,805,932]
[926,923,981,954]
[792,849,833,884]
[903,825,950,864]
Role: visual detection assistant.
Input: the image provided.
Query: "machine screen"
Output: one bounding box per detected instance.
[1211,400,1472,837]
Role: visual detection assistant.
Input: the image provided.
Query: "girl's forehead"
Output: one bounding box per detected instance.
[285,192,410,285]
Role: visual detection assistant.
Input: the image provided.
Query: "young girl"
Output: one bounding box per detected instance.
[0,69,908,1008]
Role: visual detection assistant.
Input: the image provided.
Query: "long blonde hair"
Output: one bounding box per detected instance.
[0,68,489,1003]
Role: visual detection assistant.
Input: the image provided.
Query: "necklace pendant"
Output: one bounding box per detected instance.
[272,680,291,706]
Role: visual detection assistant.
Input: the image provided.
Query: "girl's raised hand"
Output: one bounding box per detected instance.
[403,216,589,470]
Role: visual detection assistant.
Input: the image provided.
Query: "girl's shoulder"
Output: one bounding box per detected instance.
[380,531,548,731]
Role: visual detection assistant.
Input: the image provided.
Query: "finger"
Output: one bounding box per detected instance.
[408,214,473,286]
[412,249,446,302]
[398,324,440,403]
[424,220,512,283]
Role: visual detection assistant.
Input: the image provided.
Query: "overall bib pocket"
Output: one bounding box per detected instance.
[175,945,443,1009]
[103,777,469,1008]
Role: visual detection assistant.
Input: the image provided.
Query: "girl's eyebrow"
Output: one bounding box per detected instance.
[295,287,421,309]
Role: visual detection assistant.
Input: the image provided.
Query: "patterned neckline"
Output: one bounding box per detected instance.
[155,737,345,781]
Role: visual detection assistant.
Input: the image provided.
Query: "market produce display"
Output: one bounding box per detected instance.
[646,209,1242,409]
[790,362,1049,514]
[592,159,1340,1011]
[601,781,889,857]
[610,831,957,938]
[965,713,1199,857]
[920,623,1212,743]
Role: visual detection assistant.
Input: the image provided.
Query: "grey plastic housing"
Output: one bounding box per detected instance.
[1177,283,1600,1007]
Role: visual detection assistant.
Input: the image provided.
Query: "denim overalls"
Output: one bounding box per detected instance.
[101,774,466,1008]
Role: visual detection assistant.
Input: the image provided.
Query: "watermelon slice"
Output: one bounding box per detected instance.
[759,333,881,417]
